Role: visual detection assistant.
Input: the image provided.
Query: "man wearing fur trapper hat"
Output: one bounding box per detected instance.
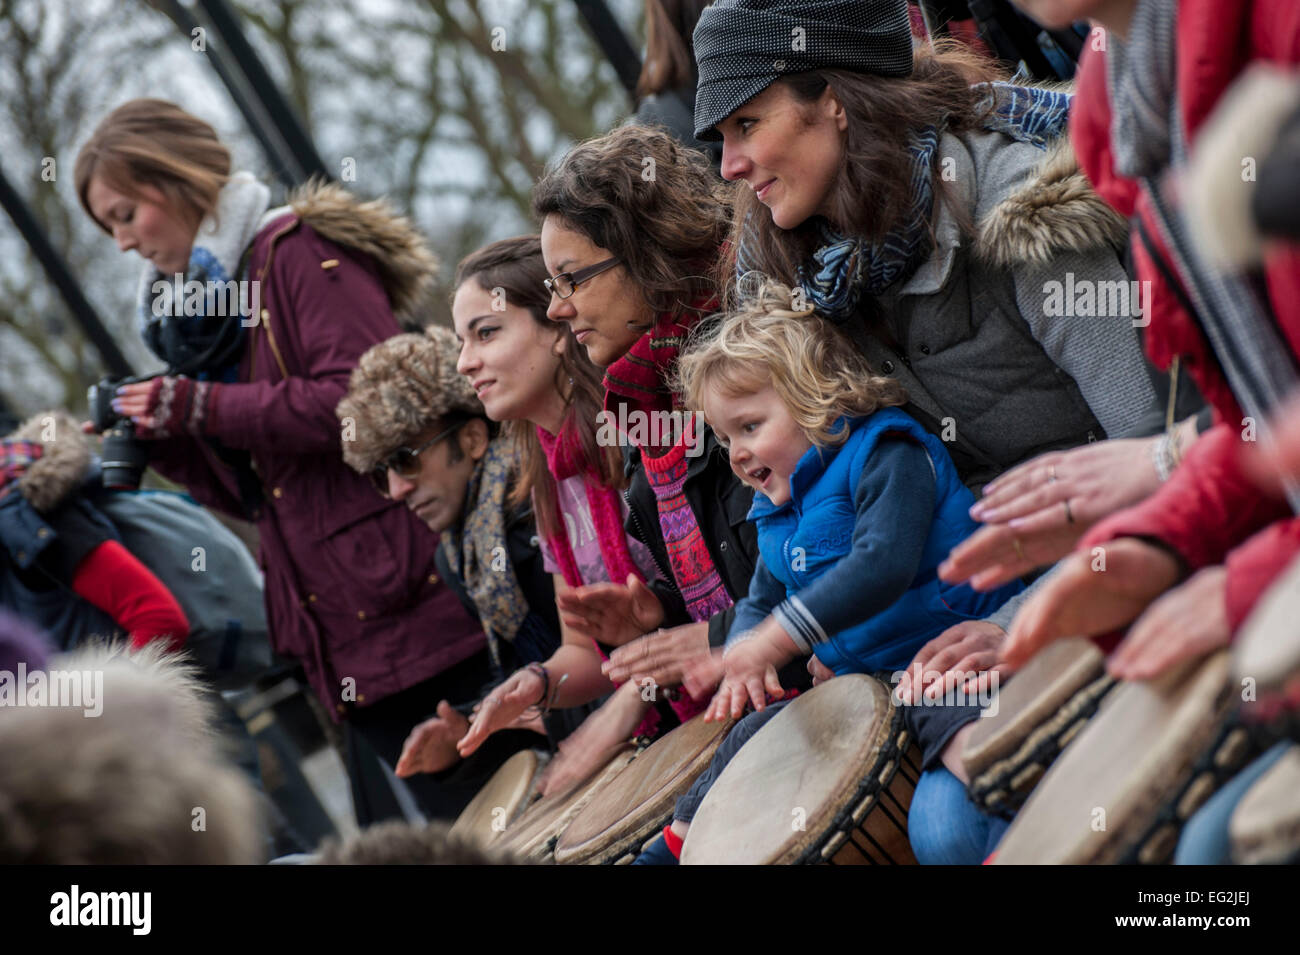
[337,326,572,807]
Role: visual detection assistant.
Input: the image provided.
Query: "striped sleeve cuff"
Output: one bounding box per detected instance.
[773,595,825,656]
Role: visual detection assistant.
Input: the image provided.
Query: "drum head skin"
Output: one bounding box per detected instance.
[963,637,1103,775]
[556,714,733,865]
[1235,556,1300,696]
[496,745,637,863]
[995,651,1245,864]
[681,675,906,865]
[448,749,542,844]
[1230,744,1300,864]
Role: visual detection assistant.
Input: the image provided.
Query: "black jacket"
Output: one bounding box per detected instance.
[434,500,560,673]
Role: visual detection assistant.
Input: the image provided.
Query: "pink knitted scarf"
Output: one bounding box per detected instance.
[535,424,642,590]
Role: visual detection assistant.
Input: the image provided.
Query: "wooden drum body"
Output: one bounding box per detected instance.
[681,675,920,865]
[555,714,733,865]
[963,638,1114,815]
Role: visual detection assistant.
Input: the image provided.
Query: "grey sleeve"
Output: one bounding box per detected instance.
[984,560,1062,631]
[1012,248,1160,440]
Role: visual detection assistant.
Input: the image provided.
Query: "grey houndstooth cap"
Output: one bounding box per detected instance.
[692,0,915,140]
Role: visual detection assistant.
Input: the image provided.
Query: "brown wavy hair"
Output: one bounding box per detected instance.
[75,99,231,234]
[637,0,712,100]
[717,43,1006,302]
[452,235,623,540]
[531,124,731,319]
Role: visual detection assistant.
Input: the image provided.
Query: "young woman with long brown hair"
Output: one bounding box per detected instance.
[449,236,674,795]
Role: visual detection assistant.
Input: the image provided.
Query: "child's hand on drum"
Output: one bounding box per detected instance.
[556,574,665,647]
[395,700,468,777]
[706,624,794,721]
[457,666,546,758]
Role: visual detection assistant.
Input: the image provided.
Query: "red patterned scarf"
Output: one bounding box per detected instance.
[602,297,718,422]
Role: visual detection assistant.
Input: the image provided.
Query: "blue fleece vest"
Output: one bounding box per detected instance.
[748,408,1022,674]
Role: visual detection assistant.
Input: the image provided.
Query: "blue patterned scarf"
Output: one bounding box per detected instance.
[135,172,272,382]
[736,83,1074,323]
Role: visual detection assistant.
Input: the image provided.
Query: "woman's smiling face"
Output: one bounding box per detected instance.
[714,82,848,230]
[452,279,567,429]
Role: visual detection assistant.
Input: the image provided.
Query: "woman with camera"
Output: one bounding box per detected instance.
[75,99,489,822]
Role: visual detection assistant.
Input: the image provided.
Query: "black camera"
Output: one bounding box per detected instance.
[87,376,154,490]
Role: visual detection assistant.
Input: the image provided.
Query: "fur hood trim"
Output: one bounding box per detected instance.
[287,178,439,322]
[4,411,92,514]
[974,136,1130,269]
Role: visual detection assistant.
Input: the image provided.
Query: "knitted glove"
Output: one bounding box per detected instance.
[133,376,220,440]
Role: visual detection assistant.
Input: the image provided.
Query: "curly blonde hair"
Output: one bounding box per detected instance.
[675,283,907,448]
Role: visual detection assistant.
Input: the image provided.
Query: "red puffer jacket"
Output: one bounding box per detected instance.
[1071,0,1300,632]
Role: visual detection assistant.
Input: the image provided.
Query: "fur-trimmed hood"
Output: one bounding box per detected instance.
[2,411,92,514]
[285,178,439,322]
[973,135,1130,269]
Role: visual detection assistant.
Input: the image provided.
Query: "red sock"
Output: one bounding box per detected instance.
[662,824,684,860]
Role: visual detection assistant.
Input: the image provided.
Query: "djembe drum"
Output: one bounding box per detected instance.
[1234,555,1300,737]
[681,675,919,865]
[448,748,548,845]
[554,713,734,864]
[1229,743,1300,864]
[994,650,1260,864]
[494,745,637,863]
[963,638,1115,815]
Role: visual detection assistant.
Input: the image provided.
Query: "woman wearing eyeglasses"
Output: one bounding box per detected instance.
[527,125,814,740]
[76,99,485,822]
[448,236,682,796]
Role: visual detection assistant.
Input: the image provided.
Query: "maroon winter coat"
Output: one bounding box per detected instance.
[148,184,484,717]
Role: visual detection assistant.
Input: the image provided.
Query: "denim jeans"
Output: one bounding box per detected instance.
[908,767,1010,865]
[1174,741,1291,865]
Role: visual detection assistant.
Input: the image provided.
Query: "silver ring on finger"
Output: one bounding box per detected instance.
[1048,464,1058,483]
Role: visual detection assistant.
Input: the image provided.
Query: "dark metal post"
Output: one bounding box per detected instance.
[571,0,642,99]
[0,167,134,379]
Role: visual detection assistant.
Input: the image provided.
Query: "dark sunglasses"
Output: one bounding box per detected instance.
[368,424,460,496]
[543,256,621,300]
